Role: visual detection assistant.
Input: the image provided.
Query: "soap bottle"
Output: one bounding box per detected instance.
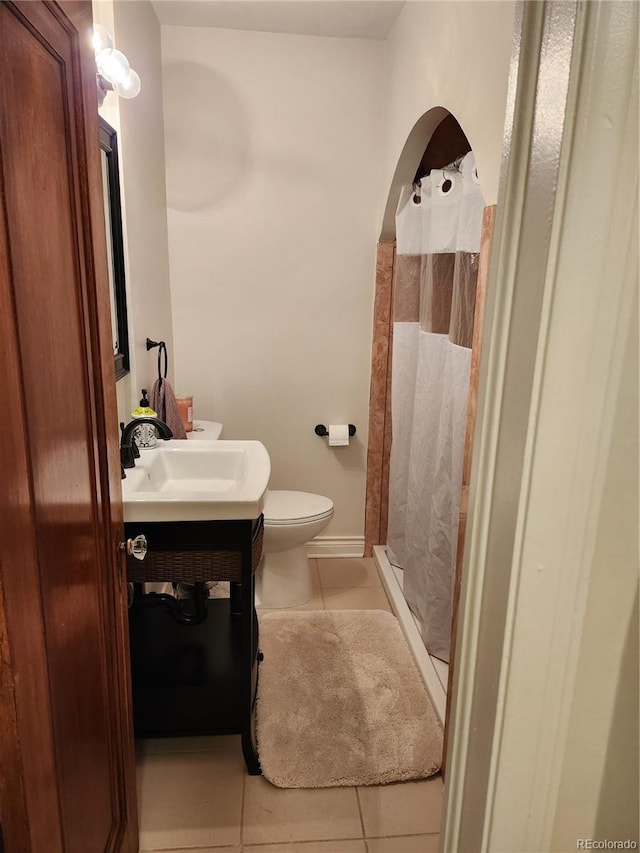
[131,389,158,448]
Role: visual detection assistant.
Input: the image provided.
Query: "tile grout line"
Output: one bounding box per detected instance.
[355,786,367,846]
[240,836,373,851]
[241,835,379,849]
[318,564,327,607]
[360,829,442,839]
[240,768,246,850]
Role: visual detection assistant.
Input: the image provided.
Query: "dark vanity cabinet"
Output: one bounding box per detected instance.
[125,516,264,775]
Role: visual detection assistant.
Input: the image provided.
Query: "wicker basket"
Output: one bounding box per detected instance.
[126,519,264,584]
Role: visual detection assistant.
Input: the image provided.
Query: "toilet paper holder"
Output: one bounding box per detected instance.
[315,424,356,438]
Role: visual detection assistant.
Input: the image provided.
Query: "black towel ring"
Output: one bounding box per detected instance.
[147,338,169,388]
[157,342,167,387]
[146,337,168,387]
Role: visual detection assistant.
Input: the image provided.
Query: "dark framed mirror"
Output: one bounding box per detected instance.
[99,117,130,381]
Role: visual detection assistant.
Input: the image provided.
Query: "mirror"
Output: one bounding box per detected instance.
[99,117,130,380]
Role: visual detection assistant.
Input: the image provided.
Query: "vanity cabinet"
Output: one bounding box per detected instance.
[125,515,264,775]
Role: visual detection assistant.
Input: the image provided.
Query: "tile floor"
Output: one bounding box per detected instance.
[136,557,443,852]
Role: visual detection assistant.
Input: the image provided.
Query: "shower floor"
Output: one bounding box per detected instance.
[373,546,448,725]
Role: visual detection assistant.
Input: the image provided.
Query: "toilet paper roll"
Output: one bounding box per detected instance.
[328,424,350,446]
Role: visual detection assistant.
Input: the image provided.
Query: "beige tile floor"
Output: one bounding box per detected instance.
[137,557,443,852]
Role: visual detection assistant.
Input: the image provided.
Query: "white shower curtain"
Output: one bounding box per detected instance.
[387,152,484,662]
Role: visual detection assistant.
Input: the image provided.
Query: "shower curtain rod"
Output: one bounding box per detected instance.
[415,153,468,185]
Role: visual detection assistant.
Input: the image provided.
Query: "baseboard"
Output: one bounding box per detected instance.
[306,536,365,559]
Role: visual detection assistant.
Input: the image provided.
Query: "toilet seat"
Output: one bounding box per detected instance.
[263,490,333,526]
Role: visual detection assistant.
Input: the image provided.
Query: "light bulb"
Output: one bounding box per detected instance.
[96,49,130,86]
[92,25,113,56]
[113,69,141,99]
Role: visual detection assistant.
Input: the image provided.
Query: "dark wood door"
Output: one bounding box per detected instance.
[0,2,137,850]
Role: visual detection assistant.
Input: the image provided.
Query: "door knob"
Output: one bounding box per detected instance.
[121,534,148,561]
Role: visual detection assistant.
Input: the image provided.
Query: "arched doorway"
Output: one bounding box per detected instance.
[365,107,497,756]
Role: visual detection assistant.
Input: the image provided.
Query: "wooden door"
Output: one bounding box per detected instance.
[0,2,137,850]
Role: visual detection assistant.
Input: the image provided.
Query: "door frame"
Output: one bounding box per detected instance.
[443,1,638,848]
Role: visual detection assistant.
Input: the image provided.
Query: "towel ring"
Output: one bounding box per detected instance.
[157,342,167,386]
[146,338,168,386]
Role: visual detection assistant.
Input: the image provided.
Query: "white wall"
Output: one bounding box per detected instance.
[95,1,515,538]
[94,0,174,426]
[382,1,515,210]
[162,26,383,538]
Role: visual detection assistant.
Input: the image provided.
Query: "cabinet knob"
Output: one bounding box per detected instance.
[120,534,148,561]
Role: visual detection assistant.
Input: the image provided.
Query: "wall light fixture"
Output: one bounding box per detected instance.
[93,24,141,106]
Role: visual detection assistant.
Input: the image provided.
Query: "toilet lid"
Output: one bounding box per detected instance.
[263,490,334,525]
[187,420,223,440]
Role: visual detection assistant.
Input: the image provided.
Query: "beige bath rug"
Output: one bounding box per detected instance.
[256,609,442,788]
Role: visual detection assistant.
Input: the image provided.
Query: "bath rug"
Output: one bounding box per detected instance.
[256,609,442,788]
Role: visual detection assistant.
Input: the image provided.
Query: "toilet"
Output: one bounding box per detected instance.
[256,490,334,608]
[187,420,224,440]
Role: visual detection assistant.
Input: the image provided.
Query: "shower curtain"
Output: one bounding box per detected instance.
[387,152,484,662]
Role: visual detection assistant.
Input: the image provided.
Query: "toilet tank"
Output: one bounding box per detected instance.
[186,420,223,440]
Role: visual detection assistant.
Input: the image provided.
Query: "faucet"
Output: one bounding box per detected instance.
[120,417,173,470]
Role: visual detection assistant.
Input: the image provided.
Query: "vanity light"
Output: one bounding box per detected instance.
[92,24,113,55]
[93,25,141,106]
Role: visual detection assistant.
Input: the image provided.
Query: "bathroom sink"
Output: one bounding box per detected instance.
[122,440,271,522]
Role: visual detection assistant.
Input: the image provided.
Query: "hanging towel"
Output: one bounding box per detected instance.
[150,378,187,440]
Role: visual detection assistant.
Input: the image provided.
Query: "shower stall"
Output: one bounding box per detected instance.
[366,113,491,722]
[387,149,484,661]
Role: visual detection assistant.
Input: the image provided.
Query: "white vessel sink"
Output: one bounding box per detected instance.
[122,440,271,522]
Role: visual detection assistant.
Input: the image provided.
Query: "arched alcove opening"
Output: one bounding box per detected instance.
[367,107,478,559]
[366,107,497,757]
[379,108,474,241]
